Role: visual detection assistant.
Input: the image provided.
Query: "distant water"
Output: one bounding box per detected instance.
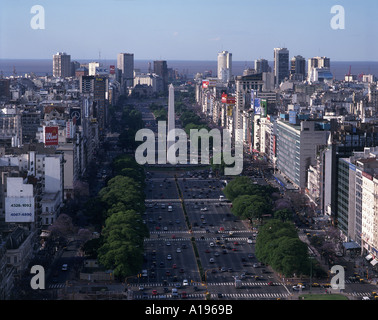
[0,59,377,80]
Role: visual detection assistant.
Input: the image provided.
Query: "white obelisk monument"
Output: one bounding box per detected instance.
[167,84,176,163]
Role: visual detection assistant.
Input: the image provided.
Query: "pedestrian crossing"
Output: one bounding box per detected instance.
[133,292,290,300]
[129,281,282,288]
[210,292,290,299]
[48,283,66,289]
[207,282,282,286]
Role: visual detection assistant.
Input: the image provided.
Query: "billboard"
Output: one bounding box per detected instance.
[66,120,74,139]
[109,65,116,75]
[251,90,255,109]
[254,98,261,115]
[226,96,235,105]
[202,80,209,89]
[221,93,227,103]
[70,108,82,125]
[227,105,233,116]
[261,99,268,117]
[44,126,58,146]
[5,196,35,223]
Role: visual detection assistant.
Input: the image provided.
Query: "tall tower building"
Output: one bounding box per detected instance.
[117,53,134,89]
[217,51,232,82]
[53,52,71,78]
[254,59,270,74]
[290,55,306,81]
[273,48,289,87]
[153,60,168,93]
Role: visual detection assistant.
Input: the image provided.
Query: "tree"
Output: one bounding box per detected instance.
[97,210,149,279]
[273,209,293,222]
[99,176,145,214]
[255,219,310,277]
[48,213,77,240]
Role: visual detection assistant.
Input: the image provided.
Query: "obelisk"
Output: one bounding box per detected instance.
[167,84,175,164]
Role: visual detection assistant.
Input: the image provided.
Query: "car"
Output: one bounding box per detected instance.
[172,288,178,297]
[183,279,189,286]
[139,285,144,291]
[172,264,177,269]
[209,258,215,263]
[61,264,68,271]
[166,242,171,246]
[166,271,171,276]
[268,281,274,286]
[152,290,158,296]
[200,207,208,211]
[176,248,182,253]
[167,254,172,260]
[181,291,187,299]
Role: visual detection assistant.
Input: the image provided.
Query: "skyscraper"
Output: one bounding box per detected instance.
[217,51,232,83]
[254,59,270,74]
[290,55,306,81]
[153,60,168,93]
[273,48,289,87]
[53,52,71,78]
[117,53,134,89]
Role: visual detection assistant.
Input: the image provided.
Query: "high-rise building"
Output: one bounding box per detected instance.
[217,51,232,83]
[290,55,306,81]
[337,147,378,264]
[153,60,168,93]
[117,53,134,89]
[307,56,331,81]
[273,48,289,87]
[53,52,71,78]
[254,59,270,74]
[276,119,329,189]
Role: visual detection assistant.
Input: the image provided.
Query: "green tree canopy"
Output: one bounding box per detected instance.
[255,219,310,277]
[98,210,149,278]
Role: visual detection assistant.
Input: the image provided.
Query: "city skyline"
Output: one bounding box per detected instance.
[0,0,377,62]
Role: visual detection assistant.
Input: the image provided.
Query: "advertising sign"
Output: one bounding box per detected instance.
[261,99,267,117]
[109,65,115,75]
[44,126,58,146]
[226,96,235,105]
[254,98,261,115]
[227,105,233,116]
[66,120,74,139]
[70,108,82,125]
[202,80,209,89]
[5,196,35,223]
[221,93,227,103]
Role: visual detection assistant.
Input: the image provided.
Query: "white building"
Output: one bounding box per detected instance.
[217,51,232,83]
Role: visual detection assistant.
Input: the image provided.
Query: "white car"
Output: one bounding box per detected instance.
[61,264,68,271]
[183,279,189,286]
[209,258,215,263]
[176,248,182,253]
[200,207,208,211]
[167,254,172,260]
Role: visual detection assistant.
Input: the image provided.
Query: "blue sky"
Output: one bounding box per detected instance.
[0,0,377,61]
